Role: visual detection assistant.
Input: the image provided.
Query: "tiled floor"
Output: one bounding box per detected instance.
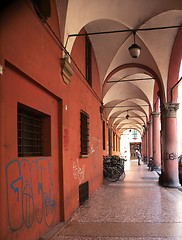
[50,160,182,240]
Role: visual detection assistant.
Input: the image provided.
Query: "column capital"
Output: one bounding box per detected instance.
[161,103,179,118]
[147,121,152,126]
[151,111,160,117]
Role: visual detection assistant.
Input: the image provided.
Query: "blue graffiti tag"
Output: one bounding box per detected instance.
[6,158,56,231]
[10,176,23,201]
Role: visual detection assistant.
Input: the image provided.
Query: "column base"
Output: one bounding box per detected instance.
[148,162,161,172]
[159,172,181,188]
[152,166,161,172]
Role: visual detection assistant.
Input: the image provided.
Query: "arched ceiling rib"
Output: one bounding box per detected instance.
[57,0,182,134]
[106,99,149,120]
[103,81,151,107]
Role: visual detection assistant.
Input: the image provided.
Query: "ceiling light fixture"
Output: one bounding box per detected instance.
[128,31,141,58]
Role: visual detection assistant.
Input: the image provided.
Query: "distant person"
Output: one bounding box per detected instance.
[135,149,141,165]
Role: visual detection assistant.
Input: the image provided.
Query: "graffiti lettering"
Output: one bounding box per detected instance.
[10,176,23,201]
[6,158,55,231]
[90,137,100,163]
[73,159,85,184]
[63,128,69,151]
[165,152,177,160]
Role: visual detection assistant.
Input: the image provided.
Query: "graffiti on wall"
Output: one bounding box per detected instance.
[6,158,55,231]
[63,128,69,151]
[90,137,100,163]
[73,159,85,184]
[165,152,177,160]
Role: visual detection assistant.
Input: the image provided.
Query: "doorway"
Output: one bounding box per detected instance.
[130,142,141,160]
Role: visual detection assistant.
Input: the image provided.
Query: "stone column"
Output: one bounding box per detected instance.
[146,124,149,161]
[152,112,161,169]
[160,103,180,187]
[141,132,145,159]
[142,129,147,163]
[148,121,153,158]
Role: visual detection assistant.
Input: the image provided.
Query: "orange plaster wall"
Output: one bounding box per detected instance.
[167,28,182,103]
[0,0,103,239]
[61,28,103,221]
[0,0,64,97]
[0,66,61,240]
[153,82,160,111]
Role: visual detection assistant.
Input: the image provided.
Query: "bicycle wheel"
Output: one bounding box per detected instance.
[106,168,120,182]
[116,165,124,175]
[119,171,126,181]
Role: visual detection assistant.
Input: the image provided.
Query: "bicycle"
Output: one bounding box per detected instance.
[103,155,125,182]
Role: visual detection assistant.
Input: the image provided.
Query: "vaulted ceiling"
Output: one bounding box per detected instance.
[57,0,182,135]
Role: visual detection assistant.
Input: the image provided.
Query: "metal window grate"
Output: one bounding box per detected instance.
[17,103,51,157]
[80,111,89,155]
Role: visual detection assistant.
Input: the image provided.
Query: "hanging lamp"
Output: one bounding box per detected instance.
[128,31,141,58]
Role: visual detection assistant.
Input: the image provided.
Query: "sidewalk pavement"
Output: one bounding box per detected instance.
[44,160,182,240]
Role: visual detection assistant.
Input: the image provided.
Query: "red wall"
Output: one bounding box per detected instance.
[167,28,182,102]
[62,28,103,220]
[0,1,103,239]
[1,65,61,240]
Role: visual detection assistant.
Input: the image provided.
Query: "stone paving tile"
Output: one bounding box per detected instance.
[70,183,182,223]
[52,237,182,240]
[50,161,182,240]
[55,222,182,237]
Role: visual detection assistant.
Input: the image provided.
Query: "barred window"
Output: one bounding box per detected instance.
[80,111,89,156]
[17,103,51,157]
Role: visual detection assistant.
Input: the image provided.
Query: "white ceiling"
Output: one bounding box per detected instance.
[57,0,182,134]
